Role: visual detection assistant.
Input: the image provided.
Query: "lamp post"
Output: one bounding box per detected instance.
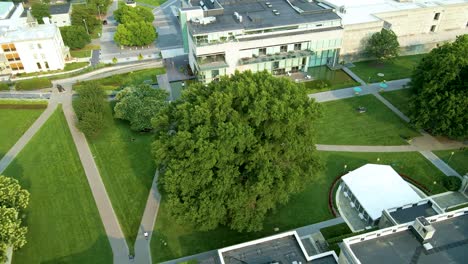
[448,151,455,164]
[343,164,348,174]
[83,18,89,35]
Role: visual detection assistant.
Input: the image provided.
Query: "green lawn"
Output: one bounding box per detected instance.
[0,109,44,158]
[380,88,414,116]
[87,102,156,251]
[151,151,446,262]
[350,54,426,83]
[434,149,468,176]
[305,66,360,93]
[70,50,91,58]
[74,68,166,91]
[4,107,112,264]
[136,0,167,7]
[316,95,420,145]
[64,62,89,71]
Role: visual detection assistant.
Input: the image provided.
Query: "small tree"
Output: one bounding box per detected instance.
[114,21,156,47]
[114,5,154,24]
[71,5,100,34]
[60,26,91,50]
[31,3,50,24]
[365,29,400,61]
[442,177,462,191]
[409,35,468,138]
[0,176,29,263]
[74,82,107,137]
[114,85,168,131]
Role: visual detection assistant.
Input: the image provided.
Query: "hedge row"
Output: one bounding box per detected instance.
[0,99,48,109]
[0,82,10,91]
[320,223,352,240]
[15,78,52,91]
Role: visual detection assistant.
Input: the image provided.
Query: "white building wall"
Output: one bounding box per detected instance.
[50,13,71,27]
[12,27,66,73]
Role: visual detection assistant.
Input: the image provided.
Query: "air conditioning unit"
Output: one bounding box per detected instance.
[412,217,436,242]
[350,202,355,208]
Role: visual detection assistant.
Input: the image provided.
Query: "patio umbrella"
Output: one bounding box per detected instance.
[379,83,388,89]
[353,87,362,93]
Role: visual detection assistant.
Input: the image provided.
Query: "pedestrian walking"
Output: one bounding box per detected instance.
[144,231,149,240]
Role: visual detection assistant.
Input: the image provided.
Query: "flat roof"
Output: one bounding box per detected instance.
[349,213,468,263]
[342,164,421,221]
[0,24,58,44]
[188,0,341,35]
[21,3,71,18]
[389,202,437,224]
[0,2,15,20]
[324,0,468,25]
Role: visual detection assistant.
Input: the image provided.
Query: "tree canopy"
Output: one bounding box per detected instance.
[71,5,100,34]
[114,5,154,24]
[31,3,50,24]
[114,85,168,131]
[60,26,91,50]
[74,82,107,137]
[365,29,400,61]
[0,176,29,263]
[153,71,323,232]
[114,21,156,47]
[408,35,468,138]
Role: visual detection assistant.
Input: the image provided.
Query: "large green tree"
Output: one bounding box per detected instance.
[114,5,154,24]
[114,85,168,131]
[31,3,50,24]
[71,5,100,34]
[0,176,29,263]
[153,71,323,232]
[365,29,400,61]
[60,26,91,50]
[74,82,107,137]
[114,21,156,47]
[409,35,468,138]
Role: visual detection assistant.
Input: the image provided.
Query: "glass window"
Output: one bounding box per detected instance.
[280,45,287,52]
[45,62,49,69]
[259,48,266,55]
[434,13,440,20]
[37,43,42,49]
[430,25,436,32]
[294,43,301,50]
[36,62,42,69]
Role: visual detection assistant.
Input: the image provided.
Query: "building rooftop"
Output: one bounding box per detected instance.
[0,24,58,44]
[342,164,422,221]
[0,2,15,20]
[388,201,438,224]
[20,3,71,18]
[324,0,468,25]
[218,231,338,264]
[188,0,341,35]
[348,211,468,264]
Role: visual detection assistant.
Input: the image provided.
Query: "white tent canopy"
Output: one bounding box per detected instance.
[342,164,421,221]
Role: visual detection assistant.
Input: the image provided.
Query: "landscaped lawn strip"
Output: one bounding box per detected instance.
[380,89,414,116]
[4,107,112,264]
[74,68,166,91]
[151,151,446,262]
[305,66,360,93]
[0,108,44,158]
[316,95,420,145]
[350,54,426,83]
[434,149,468,176]
[87,102,156,251]
[136,0,167,7]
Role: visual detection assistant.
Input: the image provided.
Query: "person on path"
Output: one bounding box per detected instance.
[144,232,149,240]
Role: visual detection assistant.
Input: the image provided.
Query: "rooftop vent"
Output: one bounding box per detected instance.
[272,9,280,15]
[265,2,272,7]
[412,217,436,242]
[234,11,243,22]
[192,16,216,25]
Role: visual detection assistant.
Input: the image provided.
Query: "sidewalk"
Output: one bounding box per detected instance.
[419,151,461,178]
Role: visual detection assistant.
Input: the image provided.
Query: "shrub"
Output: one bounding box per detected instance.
[442,176,462,191]
[15,78,52,91]
[0,82,9,91]
[320,223,352,240]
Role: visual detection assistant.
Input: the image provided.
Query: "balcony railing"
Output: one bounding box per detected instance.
[238,49,314,65]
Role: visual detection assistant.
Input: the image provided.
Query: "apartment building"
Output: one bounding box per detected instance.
[180,0,344,83]
[180,0,468,82]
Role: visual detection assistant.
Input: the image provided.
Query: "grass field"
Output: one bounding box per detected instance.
[151,151,446,262]
[74,68,166,92]
[305,66,360,93]
[380,89,414,116]
[70,50,91,58]
[136,0,167,7]
[316,95,420,145]
[434,149,468,176]
[87,102,156,251]
[350,54,426,83]
[4,107,112,264]
[0,109,44,158]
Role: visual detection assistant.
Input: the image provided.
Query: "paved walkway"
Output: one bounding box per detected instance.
[342,67,366,86]
[419,151,461,177]
[61,90,130,263]
[0,97,58,173]
[134,171,162,264]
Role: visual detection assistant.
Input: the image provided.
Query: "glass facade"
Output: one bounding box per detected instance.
[308,49,338,67]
